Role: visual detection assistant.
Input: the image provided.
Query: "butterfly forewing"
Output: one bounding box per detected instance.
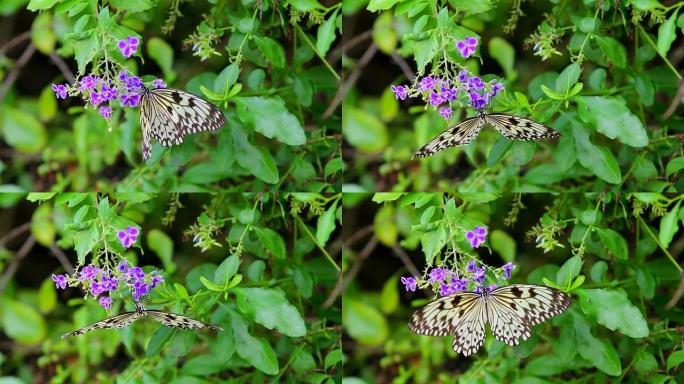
[60,311,142,338]
[408,284,570,356]
[413,116,485,158]
[139,88,226,160]
[485,114,560,141]
[145,310,224,332]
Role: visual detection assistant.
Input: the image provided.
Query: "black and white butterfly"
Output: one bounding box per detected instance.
[408,284,571,356]
[413,112,560,158]
[61,301,223,338]
[139,87,226,160]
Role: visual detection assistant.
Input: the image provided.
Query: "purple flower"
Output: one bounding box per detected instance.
[90,92,103,106]
[132,281,150,301]
[452,278,468,292]
[469,92,487,110]
[99,296,113,310]
[52,84,68,99]
[125,76,143,91]
[429,92,443,106]
[51,274,68,289]
[466,226,488,248]
[118,225,140,247]
[466,259,477,273]
[118,70,129,82]
[153,79,166,89]
[150,273,164,288]
[456,36,478,58]
[79,265,99,282]
[99,106,112,119]
[439,107,452,120]
[428,268,446,284]
[487,284,498,292]
[468,77,484,90]
[120,93,141,108]
[79,75,97,91]
[101,276,119,291]
[502,262,516,279]
[128,267,145,281]
[401,276,417,292]
[474,284,484,294]
[472,268,486,283]
[118,35,140,58]
[101,84,118,101]
[439,283,453,296]
[441,87,458,101]
[90,281,106,296]
[457,70,469,83]
[117,260,129,273]
[491,82,504,96]
[419,76,436,91]
[391,85,408,100]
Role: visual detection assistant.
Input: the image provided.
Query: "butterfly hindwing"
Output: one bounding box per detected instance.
[139,88,226,160]
[451,295,487,356]
[413,116,485,158]
[409,292,481,336]
[61,311,142,338]
[145,310,224,332]
[484,114,560,141]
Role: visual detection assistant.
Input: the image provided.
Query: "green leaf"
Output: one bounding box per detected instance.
[210,324,235,362]
[666,350,684,369]
[253,36,286,68]
[555,63,581,93]
[342,298,388,345]
[634,349,658,374]
[38,85,57,121]
[510,141,536,166]
[109,0,154,13]
[316,11,337,56]
[231,123,279,184]
[147,37,176,82]
[324,349,343,369]
[657,11,677,55]
[31,203,55,247]
[235,287,307,337]
[380,275,399,314]
[596,229,628,260]
[412,35,439,74]
[421,227,447,266]
[373,11,397,54]
[182,354,228,375]
[291,348,316,374]
[658,202,680,247]
[343,106,388,153]
[556,255,582,288]
[254,227,286,259]
[372,193,404,202]
[27,0,59,11]
[573,312,621,376]
[488,37,517,82]
[666,157,684,176]
[146,326,174,356]
[214,255,241,286]
[234,96,306,146]
[579,288,649,338]
[200,276,224,291]
[2,107,47,154]
[571,119,621,184]
[38,277,57,313]
[228,308,279,375]
[374,204,397,247]
[31,12,55,54]
[487,137,513,166]
[146,229,176,274]
[214,64,240,95]
[2,300,46,345]
[576,96,648,147]
[289,0,323,12]
[316,201,337,246]
[595,36,627,68]
[490,230,516,262]
[367,0,400,11]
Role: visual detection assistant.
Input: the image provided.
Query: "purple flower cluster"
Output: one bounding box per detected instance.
[390,71,505,119]
[465,226,487,248]
[117,36,140,58]
[456,36,478,58]
[52,274,68,289]
[502,261,516,279]
[118,260,164,302]
[400,276,417,292]
[118,226,139,248]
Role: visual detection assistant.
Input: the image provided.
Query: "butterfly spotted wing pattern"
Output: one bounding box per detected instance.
[139,88,226,160]
[413,113,559,158]
[61,305,223,338]
[413,115,485,158]
[408,284,570,356]
[145,310,224,332]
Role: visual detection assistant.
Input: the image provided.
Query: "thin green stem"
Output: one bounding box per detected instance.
[636,215,682,273]
[637,25,682,80]
[294,214,340,271]
[294,24,340,80]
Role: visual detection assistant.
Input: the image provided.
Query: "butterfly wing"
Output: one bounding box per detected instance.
[139,88,226,160]
[145,310,224,332]
[413,115,485,158]
[408,292,487,356]
[487,284,571,346]
[61,311,142,338]
[484,114,560,141]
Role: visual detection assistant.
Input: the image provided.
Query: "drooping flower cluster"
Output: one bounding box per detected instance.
[401,260,518,297]
[50,36,167,124]
[465,226,488,248]
[390,36,505,121]
[50,226,165,310]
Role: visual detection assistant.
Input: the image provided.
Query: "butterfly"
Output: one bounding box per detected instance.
[408,284,571,356]
[139,87,226,160]
[61,301,223,338]
[413,112,560,158]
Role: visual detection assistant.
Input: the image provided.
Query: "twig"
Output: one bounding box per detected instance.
[0,222,31,246]
[391,52,416,82]
[329,29,372,64]
[323,43,378,119]
[50,245,75,275]
[322,271,342,309]
[0,31,31,56]
[344,225,374,248]
[663,77,684,119]
[295,214,340,272]
[342,235,378,293]
[665,271,684,310]
[637,215,683,273]
[50,52,75,83]
[0,43,36,102]
[0,235,36,293]
[391,245,421,278]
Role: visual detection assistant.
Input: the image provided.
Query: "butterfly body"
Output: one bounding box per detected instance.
[408,284,570,356]
[139,87,226,160]
[61,302,223,338]
[413,112,560,159]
